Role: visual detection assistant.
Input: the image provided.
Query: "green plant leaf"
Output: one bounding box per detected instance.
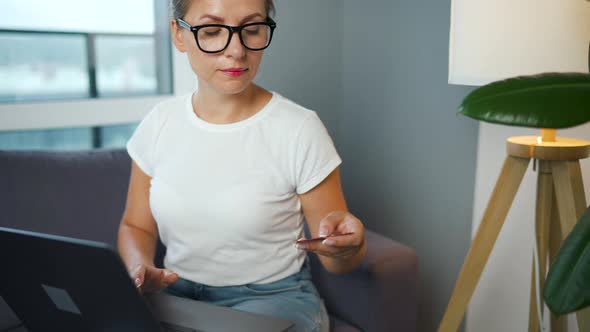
[544,206,590,315]
[459,73,590,128]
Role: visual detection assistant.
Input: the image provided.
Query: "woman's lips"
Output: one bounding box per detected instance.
[221,68,248,77]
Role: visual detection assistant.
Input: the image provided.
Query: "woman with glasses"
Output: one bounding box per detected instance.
[118,1,366,331]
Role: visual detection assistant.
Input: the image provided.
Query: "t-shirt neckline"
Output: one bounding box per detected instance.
[185,91,278,132]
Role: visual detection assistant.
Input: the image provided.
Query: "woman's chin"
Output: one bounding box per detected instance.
[215,81,253,95]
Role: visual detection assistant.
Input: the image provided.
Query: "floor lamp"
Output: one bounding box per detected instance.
[440,0,590,331]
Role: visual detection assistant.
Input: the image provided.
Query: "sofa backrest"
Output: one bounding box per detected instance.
[0,149,166,265]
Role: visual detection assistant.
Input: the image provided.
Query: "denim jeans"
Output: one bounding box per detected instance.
[163,260,330,332]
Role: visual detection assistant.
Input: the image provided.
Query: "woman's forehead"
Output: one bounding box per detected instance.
[186,0,266,21]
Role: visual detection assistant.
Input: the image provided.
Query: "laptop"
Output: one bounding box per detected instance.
[0,227,294,332]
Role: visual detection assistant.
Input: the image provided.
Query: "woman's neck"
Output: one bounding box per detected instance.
[192,83,271,125]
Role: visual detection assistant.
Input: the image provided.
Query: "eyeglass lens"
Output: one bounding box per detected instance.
[197,24,271,52]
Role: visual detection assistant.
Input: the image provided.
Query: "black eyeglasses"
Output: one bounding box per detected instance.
[176,18,277,54]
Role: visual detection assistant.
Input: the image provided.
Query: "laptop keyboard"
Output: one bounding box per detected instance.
[160,321,203,332]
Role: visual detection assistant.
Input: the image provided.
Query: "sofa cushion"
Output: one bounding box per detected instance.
[0,149,130,246]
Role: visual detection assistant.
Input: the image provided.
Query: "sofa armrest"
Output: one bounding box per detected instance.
[309,229,418,332]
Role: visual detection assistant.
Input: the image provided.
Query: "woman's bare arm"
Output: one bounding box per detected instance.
[298,168,366,274]
[117,161,177,291]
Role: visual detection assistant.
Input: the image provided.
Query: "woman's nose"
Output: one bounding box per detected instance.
[224,32,246,58]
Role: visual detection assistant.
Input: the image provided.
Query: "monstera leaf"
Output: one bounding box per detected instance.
[544,206,590,315]
[459,73,590,128]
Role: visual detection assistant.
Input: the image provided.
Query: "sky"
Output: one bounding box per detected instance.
[0,0,155,34]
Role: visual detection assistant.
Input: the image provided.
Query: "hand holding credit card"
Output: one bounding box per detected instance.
[296,232,355,244]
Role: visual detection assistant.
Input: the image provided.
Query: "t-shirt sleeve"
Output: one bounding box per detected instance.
[126,106,162,177]
[294,112,342,194]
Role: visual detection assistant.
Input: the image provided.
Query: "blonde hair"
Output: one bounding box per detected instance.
[171,0,275,19]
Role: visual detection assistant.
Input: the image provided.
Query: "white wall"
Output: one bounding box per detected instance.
[466,122,590,331]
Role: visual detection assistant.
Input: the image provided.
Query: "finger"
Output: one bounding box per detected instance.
[162,270,179,285]
[148,268,178,290]
[322,233,363,247]
[296,238,325,252]
[142,266,166,292]
[327,247,359,258]
[306,245,358,258]
[297,234,363,258]
[129,264,146,288]
[335,213,364,234]
[318,211,347,237]
[297,239,355,255]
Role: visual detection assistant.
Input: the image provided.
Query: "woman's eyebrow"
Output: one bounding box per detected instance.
[198,13,265,23]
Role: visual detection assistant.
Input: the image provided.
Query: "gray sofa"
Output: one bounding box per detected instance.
[0,149,418,332]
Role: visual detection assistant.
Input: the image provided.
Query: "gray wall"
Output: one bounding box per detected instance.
[260,1,479,331]
[256,0,342,138]
[340,1,478,331]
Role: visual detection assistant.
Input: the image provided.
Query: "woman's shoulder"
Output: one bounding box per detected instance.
[152,93,190,116]
[269,92,319,125]
[140,93,190,125]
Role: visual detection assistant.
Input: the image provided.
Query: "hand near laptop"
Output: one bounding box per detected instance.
[296,211,365,259]
[129,264,178,293]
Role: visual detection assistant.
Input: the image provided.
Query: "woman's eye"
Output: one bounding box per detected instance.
[202,28,222,37]
[206,30,221,36]
[244,27,261,35]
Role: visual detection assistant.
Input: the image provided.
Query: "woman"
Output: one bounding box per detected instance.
[118,0,366,331]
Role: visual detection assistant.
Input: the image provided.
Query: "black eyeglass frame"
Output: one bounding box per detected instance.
[176,18,277,54]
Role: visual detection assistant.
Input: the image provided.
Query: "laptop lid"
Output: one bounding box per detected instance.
[0,226,165,332]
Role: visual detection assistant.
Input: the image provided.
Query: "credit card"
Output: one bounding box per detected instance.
[295,232,354,244]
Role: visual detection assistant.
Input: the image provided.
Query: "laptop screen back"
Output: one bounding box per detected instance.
[0,227,162,332]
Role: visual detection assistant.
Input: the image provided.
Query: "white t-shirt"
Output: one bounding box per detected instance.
[126,91,342,286]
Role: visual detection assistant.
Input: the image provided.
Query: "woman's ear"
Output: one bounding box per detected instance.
[170,19,187,53]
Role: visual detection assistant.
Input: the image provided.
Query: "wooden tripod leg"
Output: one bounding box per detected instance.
[549,194,567,332]
[569,161,588,218]
[552,161,578,236]
[552,161,590,331]
[528,161,552,332]
[549,195,568,332]
[438,156,530,332]
[568,161,590,331]
[569,160,588,220]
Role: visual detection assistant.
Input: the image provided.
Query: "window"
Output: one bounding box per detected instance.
[95,36,158,97]
[0,127,94,151]
[0,0,175,150]
[0,0,172,103]
[0,32,90,102]
[0,124,138,150]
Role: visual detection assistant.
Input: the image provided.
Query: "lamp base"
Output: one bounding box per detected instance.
[507,136,590,161]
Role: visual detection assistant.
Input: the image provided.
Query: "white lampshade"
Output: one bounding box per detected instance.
[449,0,590,86]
